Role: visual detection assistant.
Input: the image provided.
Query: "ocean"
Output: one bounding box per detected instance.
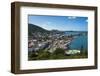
[65,32,88,51]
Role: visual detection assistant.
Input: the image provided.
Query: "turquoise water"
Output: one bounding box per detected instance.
[70,35,88,50]
[65,32,88,50]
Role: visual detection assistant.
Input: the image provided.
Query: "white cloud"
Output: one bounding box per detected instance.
[46,21,52,24]
[68,16,77,19]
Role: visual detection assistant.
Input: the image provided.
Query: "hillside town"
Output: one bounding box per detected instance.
[28,31,80,55]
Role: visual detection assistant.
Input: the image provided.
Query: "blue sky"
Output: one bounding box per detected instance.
[28,15,88,31]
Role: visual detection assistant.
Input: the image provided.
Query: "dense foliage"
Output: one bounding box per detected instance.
[28,48,88,60]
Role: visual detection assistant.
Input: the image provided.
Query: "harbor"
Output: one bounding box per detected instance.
[28,31,87,57]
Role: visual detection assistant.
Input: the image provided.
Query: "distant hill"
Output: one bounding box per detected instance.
[28,23,87,36]
[28,24,49,36]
